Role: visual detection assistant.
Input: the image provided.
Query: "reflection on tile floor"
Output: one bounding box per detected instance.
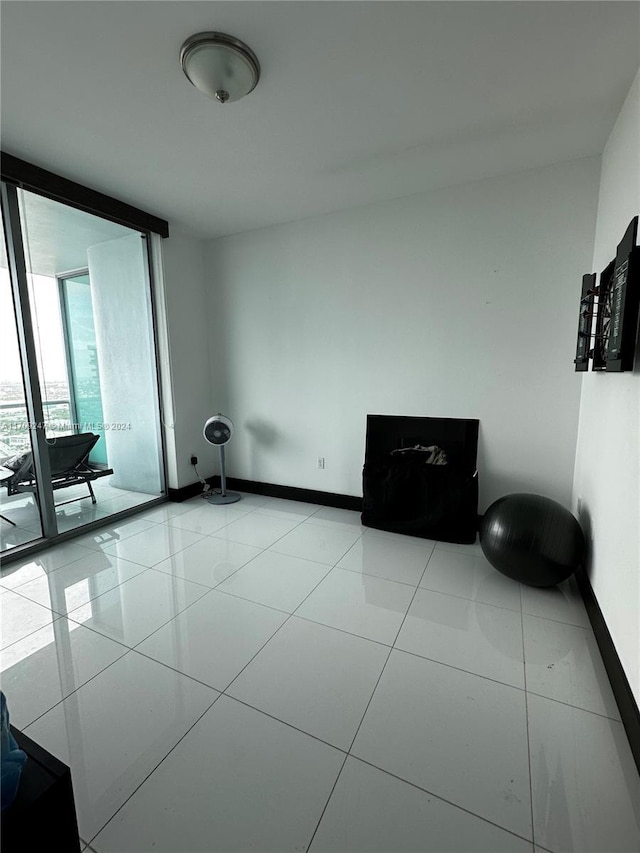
[1,493,638,852]
[0,476,161,552]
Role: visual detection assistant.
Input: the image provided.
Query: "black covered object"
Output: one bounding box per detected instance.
[1,727,81,853]
[480,493,585,588]
[361,415,479,543]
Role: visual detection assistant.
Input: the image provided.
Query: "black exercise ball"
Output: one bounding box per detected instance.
[480,493,585,588]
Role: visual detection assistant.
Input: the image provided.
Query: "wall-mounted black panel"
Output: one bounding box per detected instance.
[592,259,615,371]
[575,273,596,371]
[605,216,639,372]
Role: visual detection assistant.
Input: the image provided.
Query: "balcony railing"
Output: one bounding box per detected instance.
[0,399,73,456]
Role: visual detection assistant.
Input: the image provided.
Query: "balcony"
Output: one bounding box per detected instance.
[0,398,74,458]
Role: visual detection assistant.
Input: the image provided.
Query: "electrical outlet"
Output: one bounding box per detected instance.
[317,456,325,469]
[190,455,198,466]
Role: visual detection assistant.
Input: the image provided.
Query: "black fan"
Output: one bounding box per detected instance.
[203,414,241,504]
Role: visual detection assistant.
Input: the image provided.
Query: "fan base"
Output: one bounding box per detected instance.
[204,491,241,505]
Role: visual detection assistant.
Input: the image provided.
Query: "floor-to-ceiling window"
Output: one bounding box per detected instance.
[58,270,107,467]
[0,201,44,549]
[0,177,167,553]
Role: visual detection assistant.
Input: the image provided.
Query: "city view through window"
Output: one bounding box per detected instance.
[0,269,73,459]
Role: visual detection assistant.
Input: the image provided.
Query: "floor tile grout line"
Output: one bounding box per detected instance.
[189,584,294,616]
[300,519,367,534]
[163,507,261,537]
[203,510,365,596]
[349,754,537,847]
[3,557,219,648]
[216,692,351,755]
[520,583,536,846]
[254,547,339,570]
[214,520,379,709]
[21,640,132,731]
[219,544,351,697]
[2,517,592,626]
[520,608,591,630]
[81,666,540,852]
[265,523,410,853]
[123,517,352,721]
[0,495,257,566]
[522,690,623,723]
[173,613,543,851]
[0,544,116,588]
[205,506,335,562]
[417,576,523,613]
[3,560,153,617]
[84,691,223,849]
[392,645,526,693]
[6,537,618,733]
[7,613,605,853]
[5,515,606,850]
[22,615,224,732]
[304,753,350,853]
[80,513,365,847]
[61,577,214,653]
[390,542,436,648]
[17,593,621,749]
[521,609,594,632]
[129,644,236,694]
[359,533,442,553]
[138,572,620,712]
[0,613,67,656]
[0,612,128,658]
[280,610,393,649]
[331,562,433,589]
[340,543,436,763]
[97,529,211,568]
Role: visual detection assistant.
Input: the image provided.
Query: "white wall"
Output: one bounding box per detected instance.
[158,229,216,489]
[573,69,640,703]
[205,157,599,510]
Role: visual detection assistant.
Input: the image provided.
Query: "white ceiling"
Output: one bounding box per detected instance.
[19,193,134,277]
[1,1,639,240]
[0,190,132,276]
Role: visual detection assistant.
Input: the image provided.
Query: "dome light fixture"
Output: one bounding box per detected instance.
[180,31,260,104]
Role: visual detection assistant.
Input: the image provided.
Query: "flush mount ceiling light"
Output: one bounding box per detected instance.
[180,31,260,104]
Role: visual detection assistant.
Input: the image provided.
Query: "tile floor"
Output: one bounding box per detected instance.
[1,493,639,853]
[0,476,161,552]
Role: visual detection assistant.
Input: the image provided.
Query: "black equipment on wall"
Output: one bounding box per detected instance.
[361,415,479,544]
[575,215,640,373]
[605,216,640,371]
[575,273,596,372]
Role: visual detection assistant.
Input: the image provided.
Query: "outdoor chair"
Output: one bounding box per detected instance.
[2,432,114,508]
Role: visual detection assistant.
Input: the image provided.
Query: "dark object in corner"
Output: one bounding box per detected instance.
[361,415,479,544]
[480,493,585,588]
[1,727,81,853]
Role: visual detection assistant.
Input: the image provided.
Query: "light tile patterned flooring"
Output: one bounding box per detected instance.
[0,477,160,551]
[1,493,638,852]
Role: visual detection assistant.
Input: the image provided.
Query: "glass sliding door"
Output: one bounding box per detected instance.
[58,271,107,467]
[12,189,165,536]
[0,191,47,550]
